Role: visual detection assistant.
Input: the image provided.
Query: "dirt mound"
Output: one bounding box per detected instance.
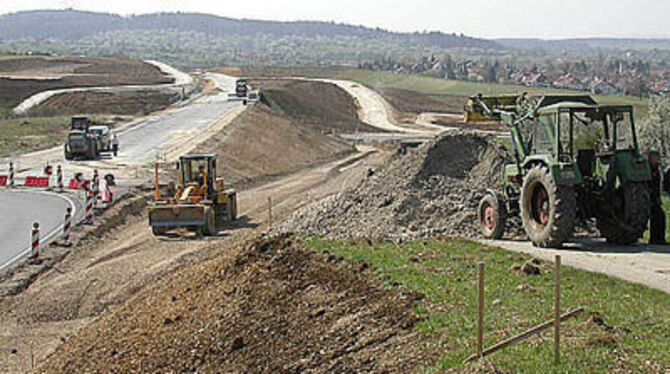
[255,79,381,133]
[195,102,354,187]
[35,90,176,115]
[279,132,508,240]
[0,57,171,108]
[39,235,435,373]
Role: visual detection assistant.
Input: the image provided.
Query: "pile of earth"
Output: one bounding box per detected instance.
[279,132,510,240]
[39,235,435,373]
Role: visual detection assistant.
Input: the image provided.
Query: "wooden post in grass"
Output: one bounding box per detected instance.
[268,196,273,228]
[477,261,485,358]
[554,255,561,365]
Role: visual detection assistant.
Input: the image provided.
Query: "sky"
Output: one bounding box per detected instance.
[0,0,669,39]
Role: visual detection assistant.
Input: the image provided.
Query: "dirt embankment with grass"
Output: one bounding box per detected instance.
[39,236,436,373]
[195,80,361,187]
[0,57,173,110]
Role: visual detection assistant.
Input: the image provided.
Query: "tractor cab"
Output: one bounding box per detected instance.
[148,153,237,236]
[71,116,92,131]
[179,154,218,197]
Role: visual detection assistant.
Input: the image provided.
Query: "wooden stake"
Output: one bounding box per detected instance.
[268,196,273,228]
[554,255,561,365]
[477,262,485,358]
[464,307,583,363]
[154,161,160,202]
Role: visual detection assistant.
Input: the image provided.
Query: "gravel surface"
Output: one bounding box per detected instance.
[279,132,509,240]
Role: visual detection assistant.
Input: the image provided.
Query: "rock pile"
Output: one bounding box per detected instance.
[279,132,509,240]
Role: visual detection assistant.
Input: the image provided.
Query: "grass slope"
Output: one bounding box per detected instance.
[305,237,670,373]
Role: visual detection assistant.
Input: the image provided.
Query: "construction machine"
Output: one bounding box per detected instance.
[464,94,519,123]
[235,79,248,98]
[148,154,237,236]
[476,93,653,247]
[64,116,112,160]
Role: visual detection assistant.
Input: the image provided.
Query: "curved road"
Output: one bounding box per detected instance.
[0,190,77,270]
[0,72,243,269]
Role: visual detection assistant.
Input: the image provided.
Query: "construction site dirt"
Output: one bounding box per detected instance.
[279,132,509,240]
[0,80,393,373]
[0,57,173,109]
[37,235,438,373]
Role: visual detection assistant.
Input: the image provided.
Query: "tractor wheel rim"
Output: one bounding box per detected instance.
[483,205,496,231]
[531,185,550,227]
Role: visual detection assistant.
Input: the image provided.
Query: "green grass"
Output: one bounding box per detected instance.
[0,114,124,157]
[304,237,670,373]
[0,116,71,157]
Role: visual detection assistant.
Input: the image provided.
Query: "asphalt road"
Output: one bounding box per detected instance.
[0,73,242,269]
[0,190,78,270]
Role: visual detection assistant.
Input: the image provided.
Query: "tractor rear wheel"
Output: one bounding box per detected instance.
[520,166,576,248]
[478,193,507,239]
[596,182,650,245]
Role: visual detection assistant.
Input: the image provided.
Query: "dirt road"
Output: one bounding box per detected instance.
[486,238,670,294]
[0,74,244,269]
[0,145,389,373]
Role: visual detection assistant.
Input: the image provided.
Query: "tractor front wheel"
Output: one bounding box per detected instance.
[478,193,507,239]
[520,166,576,248]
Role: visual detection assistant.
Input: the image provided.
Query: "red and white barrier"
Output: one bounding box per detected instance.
[84,191,94,225]
[0,175,6,187]
[24,176,50,188]
[30,222,40,264]
[60,207,73,247]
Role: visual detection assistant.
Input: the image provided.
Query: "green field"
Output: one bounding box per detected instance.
[0,116,71,157]
[0,115,126,157]
[305,237,670,373]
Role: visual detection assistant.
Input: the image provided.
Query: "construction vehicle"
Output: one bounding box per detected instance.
[464,94,519,123]
[64,116,111,160]
[148,154,237,236]
[476,94,653,247]
[235,79,248,98]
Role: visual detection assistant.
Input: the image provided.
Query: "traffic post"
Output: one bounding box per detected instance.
[8,161,14,188]
[93,169,100,204]
[56,165,64,191]
[84,191,95,225]
[30,222,41,265]
[60,207,73,247]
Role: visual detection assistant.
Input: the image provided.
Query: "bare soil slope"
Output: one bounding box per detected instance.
[257,79,380,133]
[196,81,363,186]
[0,57,172,109]
[35,90,177,115]
[39,236,435,373]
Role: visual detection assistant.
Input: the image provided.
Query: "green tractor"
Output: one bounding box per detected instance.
[477,94,653,248]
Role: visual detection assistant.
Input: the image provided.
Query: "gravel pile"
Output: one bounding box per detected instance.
[279,132,509,240]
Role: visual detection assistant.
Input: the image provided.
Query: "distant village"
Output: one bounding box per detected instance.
[360,54,670,98]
